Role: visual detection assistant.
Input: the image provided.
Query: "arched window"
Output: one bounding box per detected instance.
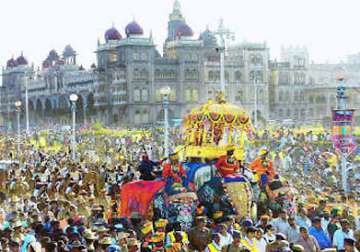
[287,109,291,117]
[134,89,141,102]
[185,89,191,102]
[285,91,290,102]
[192,89,199,102]
[235,71,241,82]
[235,91,243,102]
[134,110,141,124]
[142,110,149,123]
[141,89,149,102]
[294,109,299,119]
[294,91,299,102]
[301,109,306,117]
[155,90,161,102]
[250,54,256,65]
[209,71,214,81]
[155,69,161,79]
[170,89,176,101]
[259,90,264,100]
[192,69,199,80]
[309,108,314,117]
[300,91,305,101]
[249,71,255,82]
[299,72,305,84]
[133,68,140,80]
[256,54,263,65]
[140,69,148,79]
[215,71,220,81]
[185,69,191,80]
[225,71,230,82]
[279,109,283,118]
[256,71,263,82]
[279,91,284,102]
[309,96,314,103]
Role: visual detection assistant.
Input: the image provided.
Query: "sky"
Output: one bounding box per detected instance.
[1,0,360,69]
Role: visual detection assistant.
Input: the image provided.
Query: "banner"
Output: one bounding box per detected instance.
[120,181,166,218]
[332,109,356,155]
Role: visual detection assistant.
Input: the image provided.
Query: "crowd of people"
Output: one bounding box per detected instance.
[0,126,359,252]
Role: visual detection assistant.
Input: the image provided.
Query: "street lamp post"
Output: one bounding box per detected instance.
[160,86,171,158]
[24,74,29,134]
[15,100,22,157]
[214,18,235,95]
[69,94,78,160]
[254,78,258,129]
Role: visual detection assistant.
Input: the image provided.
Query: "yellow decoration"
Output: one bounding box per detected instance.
[182,91,252,160]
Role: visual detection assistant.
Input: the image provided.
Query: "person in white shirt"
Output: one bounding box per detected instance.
[218,223,233,247]
[295,208,312,229]
[271,210,290,235]
[333,219,355,251]
[264,224,276,243]
[255,227,267,252]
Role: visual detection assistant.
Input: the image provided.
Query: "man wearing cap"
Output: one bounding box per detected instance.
[215,145,240,177]
[99,237,113,252]
[117,232,129,252]
[333,219,355,251]
[266,233,290,252]
[127,238,140,252]
[295,227,320,252]
[308,217,331,250]
[188,216,211,251]
[83,229,98,251]
[250,148,276,186]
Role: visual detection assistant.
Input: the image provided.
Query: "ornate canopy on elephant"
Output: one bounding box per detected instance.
[182,92,253,160]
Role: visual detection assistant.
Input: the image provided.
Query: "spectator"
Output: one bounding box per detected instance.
[333,219,355,251]
[308,217,331,250]
[286,216,300,244]
[295,227,320,252]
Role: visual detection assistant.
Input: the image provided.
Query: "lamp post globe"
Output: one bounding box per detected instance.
[15,100,22,109]
[70,93,79,102]
[14,100,22,157]
[160,86,171,158]
[160,86,171,96]
[69,94,78,160]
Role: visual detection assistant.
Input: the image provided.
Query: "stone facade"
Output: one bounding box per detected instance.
[1,1,360,130]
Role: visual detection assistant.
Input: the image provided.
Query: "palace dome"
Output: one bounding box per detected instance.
[176,23,193,37]
[105,27,122,42]
[125,21,144,37]
[16,54,28,65]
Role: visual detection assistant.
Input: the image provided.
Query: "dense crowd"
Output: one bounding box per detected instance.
[0,127,359,252]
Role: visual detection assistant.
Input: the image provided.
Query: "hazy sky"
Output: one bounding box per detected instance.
[1,0,360,69]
